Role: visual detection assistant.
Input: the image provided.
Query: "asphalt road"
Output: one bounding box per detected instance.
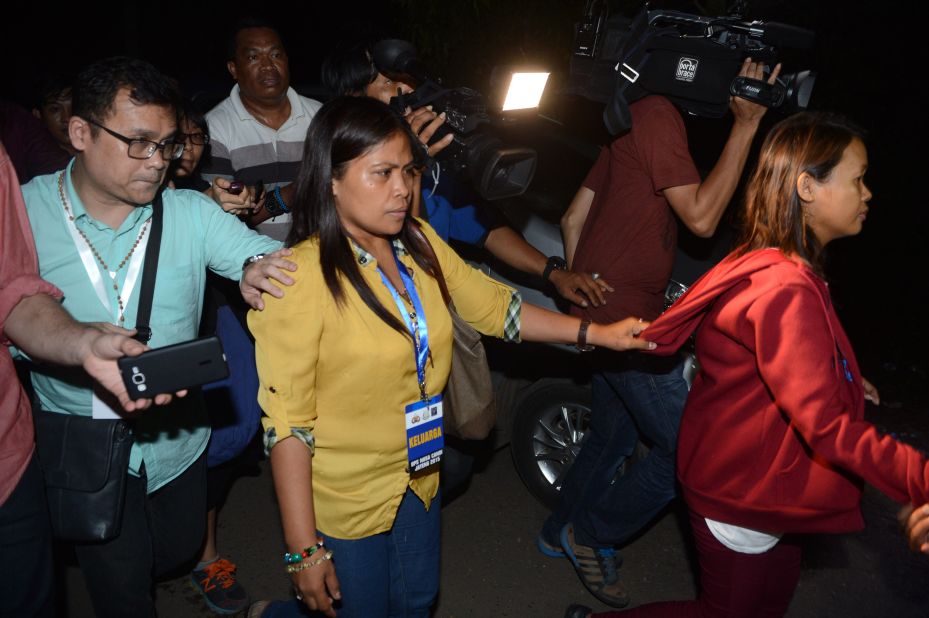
[61,435,929,617]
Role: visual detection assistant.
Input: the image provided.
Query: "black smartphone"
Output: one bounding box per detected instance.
[253,179,265,204]
[118,336,229,400]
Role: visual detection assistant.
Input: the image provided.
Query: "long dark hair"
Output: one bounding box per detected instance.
[737,111,865,270]
[287,96,436,338]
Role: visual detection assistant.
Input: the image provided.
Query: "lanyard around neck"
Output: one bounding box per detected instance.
[58,171,150,324]
[377,246,430,400]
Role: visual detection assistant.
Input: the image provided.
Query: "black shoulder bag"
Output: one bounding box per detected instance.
[33,193,163,542]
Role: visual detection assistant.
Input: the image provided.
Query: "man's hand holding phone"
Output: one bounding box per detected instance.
[117,336,229,402]
[79,323,188,412]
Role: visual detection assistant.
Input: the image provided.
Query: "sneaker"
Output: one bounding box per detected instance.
[537,532,566,558]
[191,557,250,615]
[559,523,629,608]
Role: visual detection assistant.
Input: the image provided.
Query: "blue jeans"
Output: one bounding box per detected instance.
[263,487,440,618]
[542,353,688,549]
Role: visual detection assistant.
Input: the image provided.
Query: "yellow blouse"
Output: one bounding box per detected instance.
[248,221,519,539]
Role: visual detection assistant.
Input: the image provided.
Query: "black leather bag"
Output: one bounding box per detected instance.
[32,192,163,541]
[33,413,134,541]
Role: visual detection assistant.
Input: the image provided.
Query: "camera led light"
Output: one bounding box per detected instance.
[502,72,550,111]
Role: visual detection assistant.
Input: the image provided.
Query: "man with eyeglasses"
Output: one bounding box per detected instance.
[19,56,293,617]
[200,17,322,241]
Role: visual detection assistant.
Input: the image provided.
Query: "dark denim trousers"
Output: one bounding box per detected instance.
[542,353,688,548]
[0,454,54,618]
[73,449,207,618]
[264,487,441,618]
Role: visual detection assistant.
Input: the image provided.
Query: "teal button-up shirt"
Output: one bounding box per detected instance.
[21,161,281,492]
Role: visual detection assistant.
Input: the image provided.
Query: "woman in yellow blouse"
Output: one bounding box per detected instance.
[248,97,655,618]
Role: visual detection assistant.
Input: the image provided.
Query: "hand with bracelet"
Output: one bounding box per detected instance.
[290,544,339,617]
[284,540,339,616]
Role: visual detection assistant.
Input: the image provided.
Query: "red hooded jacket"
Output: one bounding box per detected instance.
[645,248,929,533]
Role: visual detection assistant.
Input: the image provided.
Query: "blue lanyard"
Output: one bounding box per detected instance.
[378,246,430,400]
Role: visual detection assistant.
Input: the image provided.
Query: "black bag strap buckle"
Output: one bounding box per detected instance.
[133,326,153,343]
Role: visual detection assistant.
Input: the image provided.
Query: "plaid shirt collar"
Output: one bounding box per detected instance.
[351,237,409,267]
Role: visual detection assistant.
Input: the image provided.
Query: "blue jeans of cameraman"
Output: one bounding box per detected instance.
[541,352,687,549]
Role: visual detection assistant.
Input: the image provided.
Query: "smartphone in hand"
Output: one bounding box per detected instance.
[118,336,229,400]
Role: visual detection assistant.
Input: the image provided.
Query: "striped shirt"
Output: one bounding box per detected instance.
[201,85,322,241]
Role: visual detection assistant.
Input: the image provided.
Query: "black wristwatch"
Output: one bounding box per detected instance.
[542,255,567,281]
[263,186,289,217]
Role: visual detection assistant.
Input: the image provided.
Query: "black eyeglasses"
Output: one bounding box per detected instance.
[178,132,210,146]
[86,118,185,161]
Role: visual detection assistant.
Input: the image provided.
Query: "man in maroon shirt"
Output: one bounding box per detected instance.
[539,59,779,607]
[0,140,172,616]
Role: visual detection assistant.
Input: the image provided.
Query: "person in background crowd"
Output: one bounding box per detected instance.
[0,99,70,183]
[200,17,322,241]
[169,100,259,616]
[32,73,78,158]
[566,111,929,618]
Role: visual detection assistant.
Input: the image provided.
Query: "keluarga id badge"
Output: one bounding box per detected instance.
[405,395,444,472]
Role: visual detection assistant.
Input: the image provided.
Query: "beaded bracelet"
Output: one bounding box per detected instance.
[284,540,325,565]
[285,549,334,574]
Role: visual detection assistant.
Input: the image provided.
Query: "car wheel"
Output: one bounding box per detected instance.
[511,383,593,509]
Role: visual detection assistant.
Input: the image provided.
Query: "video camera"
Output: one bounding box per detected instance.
[373,39,543,201]
[568,2,817,135]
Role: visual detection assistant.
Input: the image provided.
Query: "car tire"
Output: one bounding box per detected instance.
[511,382,594,509]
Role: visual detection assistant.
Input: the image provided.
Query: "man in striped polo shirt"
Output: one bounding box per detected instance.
[201,18,322,242]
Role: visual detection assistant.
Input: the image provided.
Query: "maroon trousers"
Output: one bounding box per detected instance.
[596,510,801,618]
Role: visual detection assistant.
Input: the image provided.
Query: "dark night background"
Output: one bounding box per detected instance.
[4,0,928,397]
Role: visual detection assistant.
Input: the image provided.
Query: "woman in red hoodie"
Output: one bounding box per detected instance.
[566,112,929,618]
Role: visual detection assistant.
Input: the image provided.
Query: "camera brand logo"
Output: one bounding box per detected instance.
[676,57,698,82]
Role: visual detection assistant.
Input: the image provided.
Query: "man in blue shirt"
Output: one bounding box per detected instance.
[21,56,292,617]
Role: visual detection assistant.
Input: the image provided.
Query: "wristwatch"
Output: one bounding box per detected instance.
[576,319,595,352]
[263,185,289,217]
[242,253,267,272]
[542,255,567,281]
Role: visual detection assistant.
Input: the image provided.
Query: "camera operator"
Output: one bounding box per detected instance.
[540,58,780,608]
